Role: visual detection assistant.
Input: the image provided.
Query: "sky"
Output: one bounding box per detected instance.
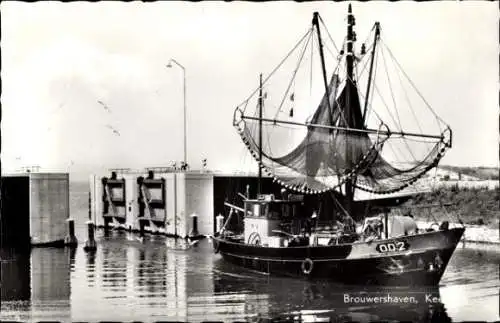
[1,1,498,180]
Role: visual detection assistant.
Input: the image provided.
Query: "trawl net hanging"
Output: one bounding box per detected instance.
[234,75,389,194]
[233,12,451,196]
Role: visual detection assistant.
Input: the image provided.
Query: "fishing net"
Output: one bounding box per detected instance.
[233,13,451,195]
[235,74,450,195]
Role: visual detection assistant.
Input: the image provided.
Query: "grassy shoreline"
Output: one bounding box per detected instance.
[403,186,499,229]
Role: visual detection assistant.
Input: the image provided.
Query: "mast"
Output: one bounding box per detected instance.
[362,22,381,124]
[312,12,334,125]
[345,4,356,216]
[258,73,263,195]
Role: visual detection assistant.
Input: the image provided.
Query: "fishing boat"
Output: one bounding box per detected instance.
[212,5,464,286]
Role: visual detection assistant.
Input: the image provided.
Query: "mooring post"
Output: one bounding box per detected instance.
[189,213,199,239]
[88,191,92,220]
[83,220,97,252]
[216,213,224,234]
[64,218,78,247]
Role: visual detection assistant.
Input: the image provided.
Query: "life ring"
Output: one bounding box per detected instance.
[248,232,261,246]
[301,258,314,275]
[429,222,440,231]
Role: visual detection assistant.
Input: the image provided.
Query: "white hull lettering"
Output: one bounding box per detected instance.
[376,241,409,253]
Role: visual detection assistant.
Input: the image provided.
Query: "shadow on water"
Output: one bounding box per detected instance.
[0,233,498,322]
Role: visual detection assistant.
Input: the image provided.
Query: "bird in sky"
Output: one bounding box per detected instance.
[105,124,120,136]
[97,100,112,113]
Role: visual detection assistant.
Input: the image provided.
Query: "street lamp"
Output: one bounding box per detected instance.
[166,58,187,168]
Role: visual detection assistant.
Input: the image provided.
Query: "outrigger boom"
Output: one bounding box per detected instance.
[241,115,449,141]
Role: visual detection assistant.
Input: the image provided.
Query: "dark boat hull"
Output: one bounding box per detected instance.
[212,227,464,286]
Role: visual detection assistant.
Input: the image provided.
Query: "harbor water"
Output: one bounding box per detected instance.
[1,184,499,322]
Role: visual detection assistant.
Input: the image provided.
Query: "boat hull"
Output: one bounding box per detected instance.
[212,227,464,286]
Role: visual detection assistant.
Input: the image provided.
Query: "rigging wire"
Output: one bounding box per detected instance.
[312,21,348,126]
[354,46,374,99]
[341,31,433,170]
[380,45,403,133]
[239,28,314,110]
[340,31,440,154]
[265,30,313,153]
[381,40,447,129]
[362,24,377,52]
[238,124,250,170]
[355,74,408,165]
[274,30,313,119]
[363,46,379,124]
[331,191,350,217]
[323,42,339,64]
[329,59,349,128]
[363,72,399,128]
[318,15,341,54]
[394,66,425,135]
[304,36,346,126]
[379,43,418,162]
[240,100,258,171]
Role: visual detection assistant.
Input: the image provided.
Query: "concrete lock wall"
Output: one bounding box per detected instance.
[158,172,176,235]
[1,172,70,246]
[176,172,214,238]
[29,173,70,245]
[1,175,31,248]
[89,171,215,237]
[89,174,104,227]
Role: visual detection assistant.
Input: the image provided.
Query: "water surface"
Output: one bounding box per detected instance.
[1,185,498,322]
[1,229,498,322]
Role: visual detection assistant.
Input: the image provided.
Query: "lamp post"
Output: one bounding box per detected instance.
[166,58,187,167]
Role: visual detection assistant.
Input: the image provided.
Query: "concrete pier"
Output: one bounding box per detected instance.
[1,171,70,248]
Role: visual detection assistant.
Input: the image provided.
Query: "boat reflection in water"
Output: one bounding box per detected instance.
[213,259,451,323]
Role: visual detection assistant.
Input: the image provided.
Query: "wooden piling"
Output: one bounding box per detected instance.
[83,221,97,252]
[64,218,78,247]
[188,213,204,240]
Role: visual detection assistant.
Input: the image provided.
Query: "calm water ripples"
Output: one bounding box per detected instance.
[1,225,499,322]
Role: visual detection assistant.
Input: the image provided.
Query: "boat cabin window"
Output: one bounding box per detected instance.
[244,200,299,219]
[246,202,278,218]
[252,204,262,217]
